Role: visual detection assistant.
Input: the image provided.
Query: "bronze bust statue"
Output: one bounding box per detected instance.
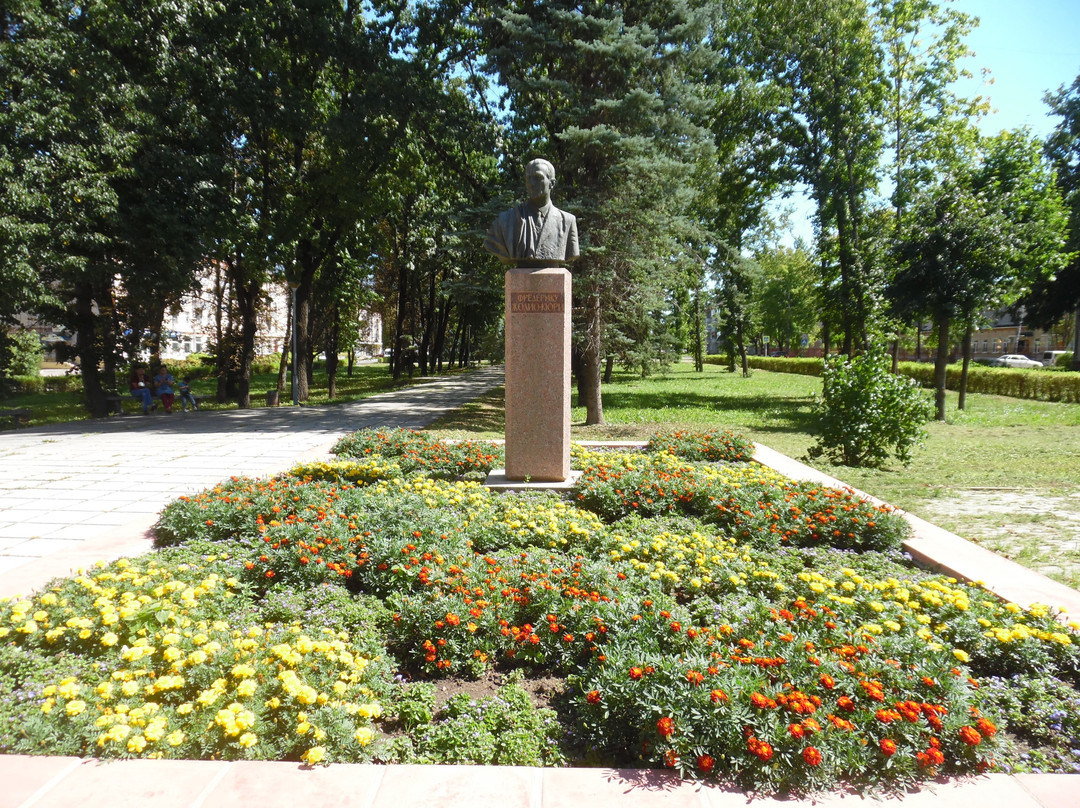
[484,158,579,266]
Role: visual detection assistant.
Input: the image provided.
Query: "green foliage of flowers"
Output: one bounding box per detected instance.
[4,432,1079,793]
[646,428,755,463]
[332,427,504,479]
[977,674,1080,773]
[574,450,909,552]
[388,672,566,766]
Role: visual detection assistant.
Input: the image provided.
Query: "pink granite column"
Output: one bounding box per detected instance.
[504,267,571,481]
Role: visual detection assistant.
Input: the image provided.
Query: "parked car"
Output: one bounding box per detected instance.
[1041,350,1069,367]
[768,350,788,357]
[990,354,1042,369]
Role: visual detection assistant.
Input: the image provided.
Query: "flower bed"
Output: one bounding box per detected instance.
[2,429,1078,793]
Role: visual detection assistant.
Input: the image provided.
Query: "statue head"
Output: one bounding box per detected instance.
[525,158,556,207]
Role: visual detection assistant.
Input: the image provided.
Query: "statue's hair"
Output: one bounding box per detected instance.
[526,158,556,181]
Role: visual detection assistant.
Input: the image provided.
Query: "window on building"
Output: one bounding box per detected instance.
[994,339,1002,353]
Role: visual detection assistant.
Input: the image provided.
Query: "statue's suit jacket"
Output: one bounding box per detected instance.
[484,202,579,264]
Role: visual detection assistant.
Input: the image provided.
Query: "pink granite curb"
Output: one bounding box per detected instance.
[1,757,1076,808]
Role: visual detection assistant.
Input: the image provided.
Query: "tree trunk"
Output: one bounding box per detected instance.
[582,293,605,425]
[891,339,899,374]
[693,289,703,372]
[933,314,951,422]
[276,293,290,396]
[603,355,614,384]
[326,306,340,399]
[233,266,260,410]
[958,321,973,411]
[73,280,110,417]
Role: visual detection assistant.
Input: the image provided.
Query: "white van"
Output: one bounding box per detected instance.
[1041,351,1069,367]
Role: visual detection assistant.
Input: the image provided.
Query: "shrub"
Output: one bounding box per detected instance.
[1,328,44,379]
[808,350,933,467]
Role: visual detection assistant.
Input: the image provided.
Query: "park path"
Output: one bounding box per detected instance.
[0,365,504,597]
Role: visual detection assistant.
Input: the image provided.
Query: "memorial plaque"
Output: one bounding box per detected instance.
[510,292,565,314]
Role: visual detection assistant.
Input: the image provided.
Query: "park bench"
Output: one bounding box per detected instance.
[104,391,211,414]
[0,408,32,427]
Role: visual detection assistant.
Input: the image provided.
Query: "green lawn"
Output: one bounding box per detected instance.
[1,363,418,427]
[431,361,1080,589]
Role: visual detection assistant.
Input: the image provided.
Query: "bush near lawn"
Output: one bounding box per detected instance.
[3,429,1079,793]
[706,355,1080,404]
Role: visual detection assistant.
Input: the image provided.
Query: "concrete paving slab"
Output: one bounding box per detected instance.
[371,764,538,808]
[200,761,386,808]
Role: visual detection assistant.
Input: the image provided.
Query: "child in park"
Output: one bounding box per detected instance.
[153,366,176,414]
[178,377,198,412]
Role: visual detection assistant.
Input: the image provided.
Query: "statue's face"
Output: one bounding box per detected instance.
[525,165,554,204]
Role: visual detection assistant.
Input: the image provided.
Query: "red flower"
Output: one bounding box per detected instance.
[959,725,982,746]
[657,716,676,738]
[697,754,715,774]
[880,738,897,756]
[710,689,729,704]
[686,670,704,686]
[788,723,805,739]
[802,746,823,766]
[586,690,601,705]
[975,718,997,738]
[629,666,644,680]
[837,696,856,713]
[747,737,773,762]
[819,674,835,689]
[663,749,679,768]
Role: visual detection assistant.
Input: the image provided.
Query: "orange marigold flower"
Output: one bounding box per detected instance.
[686,670,705,686]
[629,666,644,680]
[975,718,997,737]
[819,674,835,689]
[802,746,823,766]
[657,716,676,738]
[445,613,460,627]
[837,696,856,713]
[663,749,679,768]
[959,725,982,746]
[586,690,601,705]
[880,738,897,756]
[697,754,715,775]
[788,723,805,739]
[710,689,729,704]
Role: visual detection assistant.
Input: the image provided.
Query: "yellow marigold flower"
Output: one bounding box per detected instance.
[238,732,258,748]
[301,746,326,765]
[356,703,383,719]
[166,730,185,747]
[100,632,119,647]
[65,699,87,716]
[145,719,167,742]
[952,649,971,663]
[236,679,258,698]
[127,735,148,754]
[296,721,312,735]
[177,702,194,715]
[57,681,81,700]
[354,727,375,746]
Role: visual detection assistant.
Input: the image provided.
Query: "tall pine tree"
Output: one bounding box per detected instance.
[482,1,716,424]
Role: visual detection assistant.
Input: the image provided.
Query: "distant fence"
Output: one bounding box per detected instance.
[703,355,1080,404]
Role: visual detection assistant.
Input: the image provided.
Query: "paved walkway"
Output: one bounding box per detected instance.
[0,365,505,596]
[0,368,1077,806]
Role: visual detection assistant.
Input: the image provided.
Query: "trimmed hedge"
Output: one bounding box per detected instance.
[704,355,1080,403]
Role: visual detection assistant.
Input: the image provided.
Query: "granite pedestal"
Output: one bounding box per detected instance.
[504,266,571,481]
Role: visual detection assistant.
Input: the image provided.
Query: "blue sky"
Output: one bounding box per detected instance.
[776,0,1080,245]
[952,0,1080,137]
